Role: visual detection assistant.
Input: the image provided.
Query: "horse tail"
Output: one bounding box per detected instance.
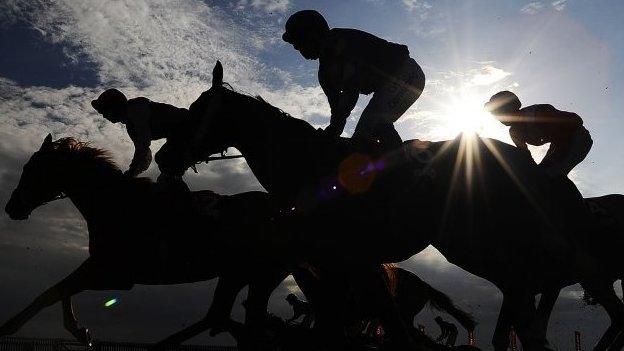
[382,263,399,297]
[424,280,477,332]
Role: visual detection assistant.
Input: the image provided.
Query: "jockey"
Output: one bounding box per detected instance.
[91,89,190,180]
[282,10,425,148]
[485,91,593,177]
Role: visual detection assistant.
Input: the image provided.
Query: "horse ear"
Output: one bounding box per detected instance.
[212,61,223,87]
[40,134,53,151]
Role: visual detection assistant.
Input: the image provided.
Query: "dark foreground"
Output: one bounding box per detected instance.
[0,337,236,351]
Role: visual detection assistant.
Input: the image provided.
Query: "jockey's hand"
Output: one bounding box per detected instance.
[323,123,344,138]
[123,168,139,178]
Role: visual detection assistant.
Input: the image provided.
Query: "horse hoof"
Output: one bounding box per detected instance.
[0,319,21,336]
[72,327,92,345]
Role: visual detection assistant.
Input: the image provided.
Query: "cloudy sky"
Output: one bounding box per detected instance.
[1,0,623,349]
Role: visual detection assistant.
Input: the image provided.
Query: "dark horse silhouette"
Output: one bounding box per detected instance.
[1,136,471,351]
[157,61,617,350]
[522,194,624,351]
[1,135,295,345]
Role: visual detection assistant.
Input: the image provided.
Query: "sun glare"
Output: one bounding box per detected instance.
[423,89,512,144]
[441,92,497,136]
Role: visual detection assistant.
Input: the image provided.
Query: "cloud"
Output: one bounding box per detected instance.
[520,1,567,15]
[402,0,447,38]
[468,65,512,86]
[234,0,290,14]
[403,0,432,16]
[552,0,567,11]
[521,1,544,15]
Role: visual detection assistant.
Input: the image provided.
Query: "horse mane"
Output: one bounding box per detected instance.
[51,137,121,172]
[222,83,309,126]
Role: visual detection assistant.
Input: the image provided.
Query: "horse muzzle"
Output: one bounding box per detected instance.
[5,196,31,220]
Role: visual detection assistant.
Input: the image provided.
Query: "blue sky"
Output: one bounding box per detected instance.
[0,0,623,349]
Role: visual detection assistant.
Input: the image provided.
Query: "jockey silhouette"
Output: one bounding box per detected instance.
[485,91,593,177]
[91,89,190,182]
[283,10,425,148]
[434,316,458,347]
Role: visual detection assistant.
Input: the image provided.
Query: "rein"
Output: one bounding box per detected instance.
[40,193,68,206]
[190,152,244,173]
[204,154,244,161]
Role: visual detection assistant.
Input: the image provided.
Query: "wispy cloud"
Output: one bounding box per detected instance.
[552,0,567,11]
[234,0,290,14]
[403,0,432,17]
[468,65,512,86]
[521,1,544,15]
[402,0,446,37]
[521,0,566,14]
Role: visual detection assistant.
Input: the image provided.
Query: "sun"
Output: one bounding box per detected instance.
[442,93,492,134]
[435,91,509,141]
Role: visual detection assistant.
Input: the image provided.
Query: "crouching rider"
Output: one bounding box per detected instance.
[282,10,425,148]
[485,90,592,178]
[91,88,192,185]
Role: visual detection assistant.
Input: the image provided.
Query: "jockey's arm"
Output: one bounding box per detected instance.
[321,62,359,137]
[126,105,152,177]
[509,126,530,154]
[326,89,359,137]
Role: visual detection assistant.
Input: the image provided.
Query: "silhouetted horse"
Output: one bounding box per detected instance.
[159,61,614,350]
[514,194,624,351]
[0,136,458,351]
[1,135,293,344]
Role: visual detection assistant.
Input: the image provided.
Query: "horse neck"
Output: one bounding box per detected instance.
[228,97,318,197]
[61,162,123,220]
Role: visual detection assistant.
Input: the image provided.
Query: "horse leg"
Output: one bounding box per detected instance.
[582,282,624,351]
[243,269,289,351]
[309,268,350,351]
[0,260,94,337]
[507,292,554,351]
[492,296,513,351]
[151,273,250,350]
[352,265,416,350]
[62,297,91,345]
[530,289,560,344]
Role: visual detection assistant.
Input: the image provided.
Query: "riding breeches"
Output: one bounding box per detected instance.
[154,135,191,177]
[353,58,425,146]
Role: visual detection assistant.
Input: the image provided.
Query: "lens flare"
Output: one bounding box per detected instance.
[104,298,118,308]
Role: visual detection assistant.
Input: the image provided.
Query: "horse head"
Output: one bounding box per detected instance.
[186,60,236,160]
[5,135,119,220]
[5,134,65,220]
